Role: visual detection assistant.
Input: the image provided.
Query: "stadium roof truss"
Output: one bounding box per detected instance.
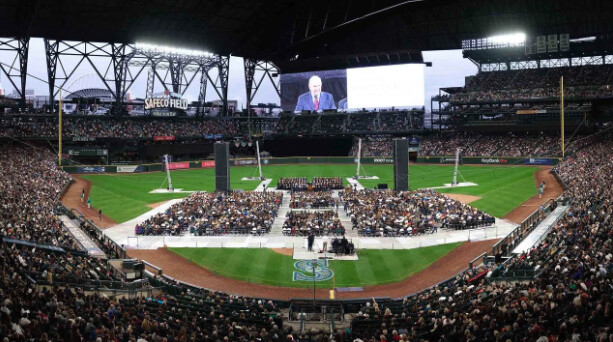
[2,0,613,112]
[0,37,29,107]
[2,0,612,67]
[39,40,231,115]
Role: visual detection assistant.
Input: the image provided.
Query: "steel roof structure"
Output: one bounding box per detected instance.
[1,0,613,113]
[2,0,613,65]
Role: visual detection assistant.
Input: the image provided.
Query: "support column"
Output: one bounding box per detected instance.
[44,39,59,111]
[169,57,184,94]
[146,65,155,99]
[111,43,127,116]
[244,58,257,115]
[217,55,229,116]
[0,37,30,109]
[197,66,208,116]
[17,37,29,109]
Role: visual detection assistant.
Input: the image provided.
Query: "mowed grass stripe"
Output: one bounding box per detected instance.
[333,260,359,288]
[170,243,462,288]
[365,250,392,285]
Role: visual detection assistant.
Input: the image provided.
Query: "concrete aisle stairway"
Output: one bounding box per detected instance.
[269,190,291,235]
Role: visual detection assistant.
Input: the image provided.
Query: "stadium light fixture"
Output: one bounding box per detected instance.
[134,42,214,57]
[570,36,596,43]
[487,32,526,45]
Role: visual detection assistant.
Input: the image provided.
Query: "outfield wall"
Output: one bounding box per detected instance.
[61,155,560,174]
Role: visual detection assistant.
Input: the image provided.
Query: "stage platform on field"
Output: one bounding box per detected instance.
[292,237,359,260]
[293,248,359,260]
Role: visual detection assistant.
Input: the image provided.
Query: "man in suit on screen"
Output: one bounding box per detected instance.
[295,75,336,112]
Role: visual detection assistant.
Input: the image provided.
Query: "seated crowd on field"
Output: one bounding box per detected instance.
[277,177,307,191]
[311,177,343,190]
[289,191,337,209]
[341,189,494,236]
[277,177,343,191]
[134,192,283,236]
[282,210,345,236]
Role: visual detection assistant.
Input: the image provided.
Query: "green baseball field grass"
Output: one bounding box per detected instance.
[169,243,462,288]
[81,164,538,223]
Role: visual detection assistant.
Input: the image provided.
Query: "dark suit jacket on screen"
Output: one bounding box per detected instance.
[295,92,336,112]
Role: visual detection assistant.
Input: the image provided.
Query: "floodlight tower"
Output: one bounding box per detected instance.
[163,154,174,192]
[256,140,264,180]
[452,148,461,186]
[355,138,363,179]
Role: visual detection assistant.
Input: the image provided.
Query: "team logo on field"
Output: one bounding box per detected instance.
[293,259,334,281]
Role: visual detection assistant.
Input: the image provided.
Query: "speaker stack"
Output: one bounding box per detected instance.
[214,142,230,192]
[393,139,409,191]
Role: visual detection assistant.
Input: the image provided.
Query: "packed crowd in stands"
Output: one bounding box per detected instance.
[348,129,613,341]
[349,136,394,157]
[418,132,561,157]
[0,145,77,248]
[290,191,337,209]
[452,64,613,104]
[2,243,122,286]
[341,189,494,236]
[348,133,562,158]
[379,110,424,132]
[134,192,282,236]
[0,110,427,140]
[347,113,377,132]
[0,246,287,341]
[0,144,292,342]
[0,116,237,138]
[282,210,345,236]
[5,120,613,341]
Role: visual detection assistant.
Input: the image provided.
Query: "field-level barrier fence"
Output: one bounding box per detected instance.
[59,204,128,259]
[60,155,561,174]
[492,195,564,257]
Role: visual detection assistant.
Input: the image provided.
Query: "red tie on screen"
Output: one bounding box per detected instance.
[314,96,319,110]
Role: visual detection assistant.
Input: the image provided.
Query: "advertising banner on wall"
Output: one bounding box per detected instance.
[372,158,394,164]
[153,136,176,141]
[167,162,190,170]
[524,158,555,165]
[233,159,258,166]
[478,158,509,164]
[72,136,96,142]
[77,166,106,173]
[117,166,144,173]
[201,160,215,168]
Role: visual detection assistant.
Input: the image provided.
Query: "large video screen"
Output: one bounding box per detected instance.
[280,64,425,112]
